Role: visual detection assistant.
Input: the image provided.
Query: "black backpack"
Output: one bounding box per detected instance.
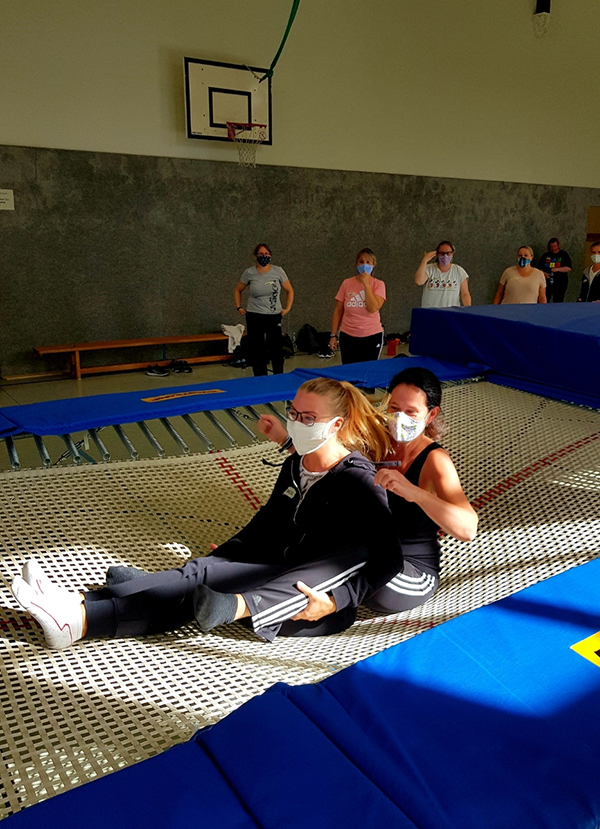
[297,324,321,354]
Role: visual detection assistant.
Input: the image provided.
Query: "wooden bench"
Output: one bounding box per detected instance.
[35,333,232,380]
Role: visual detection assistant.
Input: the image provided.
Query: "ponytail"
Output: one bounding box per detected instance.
[299,377,391,462]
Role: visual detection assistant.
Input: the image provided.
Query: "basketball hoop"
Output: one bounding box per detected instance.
[226,122,267,168]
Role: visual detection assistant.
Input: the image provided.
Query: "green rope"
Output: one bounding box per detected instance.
[260,0,301,82]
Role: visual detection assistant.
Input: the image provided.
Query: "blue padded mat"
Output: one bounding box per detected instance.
[0,359,482,437]
[9,559,600,828]
[0,372,305,437]
[410,304,600,409]
[295,355,486,387]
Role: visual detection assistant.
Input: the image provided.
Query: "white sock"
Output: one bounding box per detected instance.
[11,574,83,650]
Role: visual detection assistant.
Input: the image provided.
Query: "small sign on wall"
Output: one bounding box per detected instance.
[0,189,15,210]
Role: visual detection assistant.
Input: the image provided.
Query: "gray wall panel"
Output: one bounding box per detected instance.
[0,144,597,376]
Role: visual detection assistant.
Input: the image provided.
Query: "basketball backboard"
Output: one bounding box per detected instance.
[184,57,272,144]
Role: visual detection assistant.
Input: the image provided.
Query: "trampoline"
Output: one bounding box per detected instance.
[1,379,600,819]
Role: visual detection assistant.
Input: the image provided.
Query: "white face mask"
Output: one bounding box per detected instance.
[592,254,600,264]
[286,417,340,456]
[388,411,428,443]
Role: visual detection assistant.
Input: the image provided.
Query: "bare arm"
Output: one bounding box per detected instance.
[280,280,294,316]
[234,281,247,316]
[329,300,344,351]
[538,285,547,304]
[357,274,385,313]
[375,449,478,542]
[493,282,505,305]
[415,251,437,286]
[460,279,472,307]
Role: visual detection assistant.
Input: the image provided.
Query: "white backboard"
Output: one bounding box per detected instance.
[184,57,272,144]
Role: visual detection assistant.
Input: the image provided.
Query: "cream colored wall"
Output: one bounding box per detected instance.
[1,0,598,187]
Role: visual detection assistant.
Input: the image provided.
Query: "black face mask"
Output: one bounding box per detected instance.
[256,255,271,267]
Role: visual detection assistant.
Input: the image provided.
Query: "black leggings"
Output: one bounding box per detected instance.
[545,273,568,303]
[245,312,283,376]
[84,550,438,643]
[338,331,384,365]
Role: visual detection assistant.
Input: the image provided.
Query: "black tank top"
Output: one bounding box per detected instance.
[388,442,442,574]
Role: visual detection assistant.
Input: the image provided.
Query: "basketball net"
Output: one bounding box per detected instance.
[226,122,267,168]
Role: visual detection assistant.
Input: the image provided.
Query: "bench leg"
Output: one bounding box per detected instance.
[70,351,81,380]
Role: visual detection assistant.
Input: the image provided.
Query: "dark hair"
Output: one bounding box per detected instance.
[436,240,455,254]
[388,367,446,440]
[547,237,560,248]
[254,243,272,257]
[355,247,377,266]
[591,242,600,252]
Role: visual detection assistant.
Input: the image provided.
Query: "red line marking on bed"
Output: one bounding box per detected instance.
[471,431,600,512]
[214,456,263,511]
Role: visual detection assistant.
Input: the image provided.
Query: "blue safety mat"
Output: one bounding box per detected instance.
[0,359,482,437]
[8,559,600,828]
[0,373,304,437]
[294,355,486,387]
[410,304,600,409]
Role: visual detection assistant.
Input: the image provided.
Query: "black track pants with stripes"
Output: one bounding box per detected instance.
[84,549,437,643]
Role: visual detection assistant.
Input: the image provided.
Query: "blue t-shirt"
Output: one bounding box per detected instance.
[241,265,288,314]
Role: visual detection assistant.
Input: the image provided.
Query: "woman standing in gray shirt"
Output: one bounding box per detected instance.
[234,243,294,376]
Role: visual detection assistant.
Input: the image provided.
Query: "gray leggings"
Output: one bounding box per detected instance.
[84,550,437,643]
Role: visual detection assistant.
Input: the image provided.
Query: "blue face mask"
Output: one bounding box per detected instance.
[357,263,374,275]
[256,254,271,267]
[518,257,531,268]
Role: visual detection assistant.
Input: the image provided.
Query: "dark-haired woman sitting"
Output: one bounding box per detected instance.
[259,366,478,623]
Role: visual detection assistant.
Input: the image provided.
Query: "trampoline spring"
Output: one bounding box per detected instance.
[137,422,165,458]
[113,425,139,460]
[202,411,238,449]
[33,435,52,468]
[88,428,111,462]
[244,405,262,422]
[182,414,214,452]
[225,409,259,443]
[265,402,287,424]
[159,418,190,455]
[60,434,81,465]
[4,436,21,471]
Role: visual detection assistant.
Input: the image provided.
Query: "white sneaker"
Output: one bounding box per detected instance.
[22,559,70,598]
[11,574,83,650]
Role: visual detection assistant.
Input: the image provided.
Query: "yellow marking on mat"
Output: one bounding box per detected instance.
[570,630,600,668]
[142,389,225,402]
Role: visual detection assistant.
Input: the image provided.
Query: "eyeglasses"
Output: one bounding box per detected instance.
[438,251,453,256]
[285,405,317,427]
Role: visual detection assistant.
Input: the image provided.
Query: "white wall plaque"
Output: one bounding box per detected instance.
[0,189,15,210]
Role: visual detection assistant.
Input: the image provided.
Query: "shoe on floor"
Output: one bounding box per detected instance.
[146,364,169,377]
[170,360,184,373]
[181,360,192,373]
[11,574,83,650]
[22,559,68,598]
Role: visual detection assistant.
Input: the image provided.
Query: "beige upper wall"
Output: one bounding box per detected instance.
[1,0,599,187]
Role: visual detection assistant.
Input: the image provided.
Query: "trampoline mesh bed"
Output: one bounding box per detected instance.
[1,381,600,819]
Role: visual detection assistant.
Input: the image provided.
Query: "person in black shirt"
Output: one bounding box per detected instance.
[537,237,572,302]
[577,241,600,303]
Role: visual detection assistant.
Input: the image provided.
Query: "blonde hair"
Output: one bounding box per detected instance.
[299,377,391,462]
[355,247,377,267]
[517,245,534,259]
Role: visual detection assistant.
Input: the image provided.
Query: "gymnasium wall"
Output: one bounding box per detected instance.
[1,0,599,376]
[1,143,596,376]
[0,0,599,188]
